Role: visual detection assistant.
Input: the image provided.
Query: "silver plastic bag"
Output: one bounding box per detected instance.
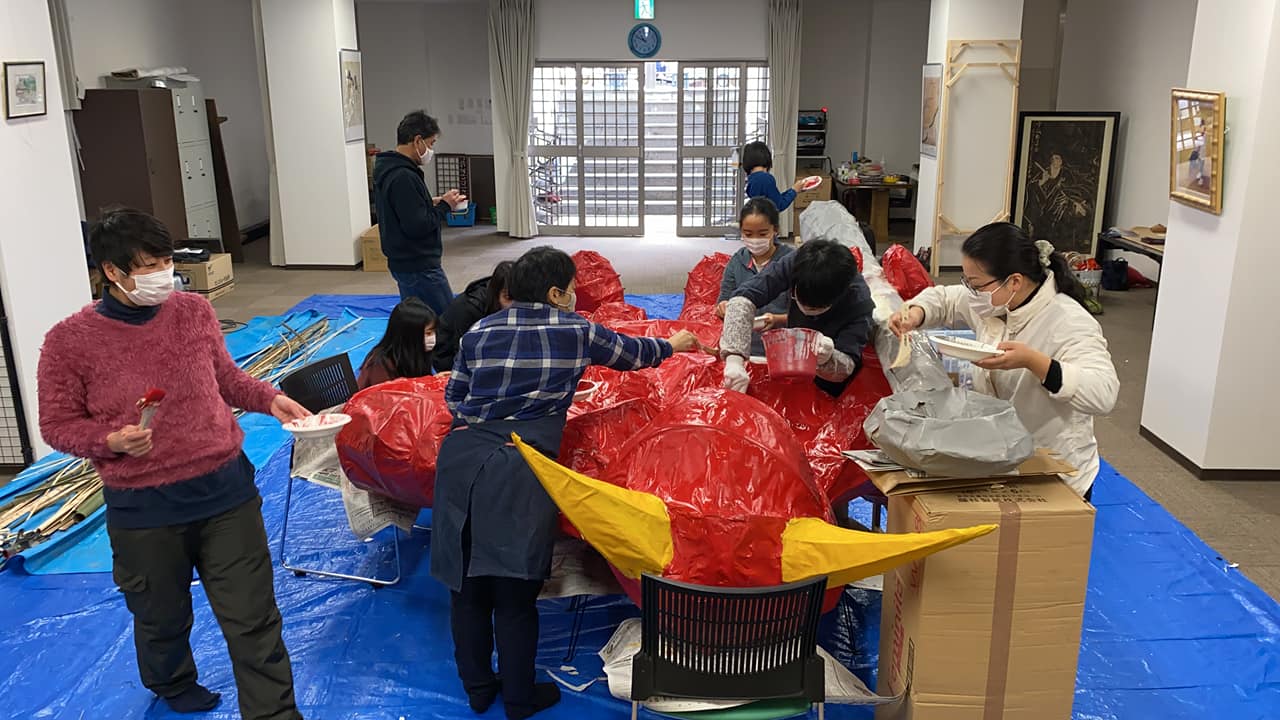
[863,387,1035,477]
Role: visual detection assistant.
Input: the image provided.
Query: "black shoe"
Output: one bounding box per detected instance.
[505,682,561,720]
[469,680,501,714]
[163,684,222,713]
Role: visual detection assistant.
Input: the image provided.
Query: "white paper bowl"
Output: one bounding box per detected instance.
[573,380,599,403]
[283,412,352,440]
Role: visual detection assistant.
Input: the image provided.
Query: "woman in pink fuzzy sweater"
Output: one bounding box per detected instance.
[37,209,310,720]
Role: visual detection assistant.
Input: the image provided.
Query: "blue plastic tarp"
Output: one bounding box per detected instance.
[1,293,1279,719]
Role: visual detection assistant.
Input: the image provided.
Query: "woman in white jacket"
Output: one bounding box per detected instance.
[888,222,1119,499]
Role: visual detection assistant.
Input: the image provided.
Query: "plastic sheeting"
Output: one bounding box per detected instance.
[2,448,1278,718]
[879,244,933,301]
[2,293,1279,719]
[572,251,626,313]
[337,375,454,508]
[603,389,834,593]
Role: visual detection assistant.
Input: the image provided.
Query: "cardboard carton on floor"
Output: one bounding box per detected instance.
[872,453,1093,720]
[361,225,388,272]
[197,281,235,303]
[794,166,832,212]
[175,253,233,292]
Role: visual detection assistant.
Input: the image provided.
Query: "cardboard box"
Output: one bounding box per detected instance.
[361,225,387,272]
[794,167,832,212]
[866,450,1075,495]
[876,473,1094,720]
[196,281,235,303]
[175,253,233,292]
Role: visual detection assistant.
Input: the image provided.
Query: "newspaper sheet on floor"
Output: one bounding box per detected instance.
[289,434,416,539]
[540,538,624,600]
[599,618,900,712]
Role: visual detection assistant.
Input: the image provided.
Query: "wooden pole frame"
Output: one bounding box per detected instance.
[930,39,1022,275]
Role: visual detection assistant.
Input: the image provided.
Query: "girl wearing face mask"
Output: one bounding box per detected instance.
[716,198,795,330]
[888,221,1119,500]
[357,297,439,390]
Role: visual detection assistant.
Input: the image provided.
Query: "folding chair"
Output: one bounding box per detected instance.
[277,353,402,587]
[631,574,828,720]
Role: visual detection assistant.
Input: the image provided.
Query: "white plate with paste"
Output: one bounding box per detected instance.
[931,336,1004,362]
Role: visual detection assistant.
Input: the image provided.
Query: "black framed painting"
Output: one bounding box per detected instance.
[1011,111,1120,257]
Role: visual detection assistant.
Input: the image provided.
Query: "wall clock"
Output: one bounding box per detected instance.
[628,23,661,59]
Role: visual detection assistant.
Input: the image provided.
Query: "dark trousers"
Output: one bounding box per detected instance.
[392,266,454,316]
[107,497,302,720]
[449,523,545,714]
[451,575,545,712]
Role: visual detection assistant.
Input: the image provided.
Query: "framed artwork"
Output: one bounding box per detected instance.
[1170,88,1225,214]
[339,49,365,143]
[4,61,47,119]
[1011,111,1120,256]
[920,64,942,158]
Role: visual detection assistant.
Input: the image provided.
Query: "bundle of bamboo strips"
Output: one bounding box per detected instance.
[2,315,338,561]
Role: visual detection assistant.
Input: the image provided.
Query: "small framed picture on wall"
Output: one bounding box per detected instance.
[4,61,47,119]
[920,64,942,158]
[339,49,365,143]
[1169,88,1226,215]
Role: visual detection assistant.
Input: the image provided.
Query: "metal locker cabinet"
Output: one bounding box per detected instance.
[186,203,220,240]
[179,144,218,210]
[172,83,207,144]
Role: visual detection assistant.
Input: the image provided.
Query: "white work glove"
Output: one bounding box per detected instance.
[722,355,750,392]
[815,334,835,363]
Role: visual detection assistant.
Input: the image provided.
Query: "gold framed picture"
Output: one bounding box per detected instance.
[1170,88,1225,214]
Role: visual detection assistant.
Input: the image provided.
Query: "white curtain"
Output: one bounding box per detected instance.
[768,0,802,237]
[488,0,538,239]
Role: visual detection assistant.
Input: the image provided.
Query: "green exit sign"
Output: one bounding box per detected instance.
[635,0,654,20]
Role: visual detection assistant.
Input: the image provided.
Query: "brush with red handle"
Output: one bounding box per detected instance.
[137,388,165,430]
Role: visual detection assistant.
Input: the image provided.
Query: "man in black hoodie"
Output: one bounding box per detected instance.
[373,110,464,315]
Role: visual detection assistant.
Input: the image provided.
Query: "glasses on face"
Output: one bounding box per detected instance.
[961,276,1005,296]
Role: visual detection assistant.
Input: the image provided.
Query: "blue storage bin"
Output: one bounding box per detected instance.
[446,205,477,227]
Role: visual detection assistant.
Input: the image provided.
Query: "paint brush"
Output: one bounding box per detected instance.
[137,388,165,430]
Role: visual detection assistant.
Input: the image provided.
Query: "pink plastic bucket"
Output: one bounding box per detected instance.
[761,328,820,379]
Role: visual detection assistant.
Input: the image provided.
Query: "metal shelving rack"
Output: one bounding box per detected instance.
[797,108,827,159]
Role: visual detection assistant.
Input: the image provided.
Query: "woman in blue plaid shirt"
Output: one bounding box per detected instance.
[431,246,699,720]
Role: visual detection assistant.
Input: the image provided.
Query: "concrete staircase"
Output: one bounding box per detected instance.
[643,88,678,215]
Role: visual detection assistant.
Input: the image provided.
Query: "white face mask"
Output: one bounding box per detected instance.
[967,279,1010,319]
[418,145,434,166]
[553,289,576,313]
[743,236,774,257]
[117,267,176,307]
[423,333,437,352]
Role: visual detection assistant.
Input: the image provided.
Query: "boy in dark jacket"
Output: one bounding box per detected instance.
[720,239,875,397]
[372,110,465,315]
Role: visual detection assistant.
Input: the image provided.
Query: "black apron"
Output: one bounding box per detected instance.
[429,413,566,592]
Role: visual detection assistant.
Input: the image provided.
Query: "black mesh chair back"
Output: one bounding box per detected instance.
[278,353,359,413]
[632,574,827,705]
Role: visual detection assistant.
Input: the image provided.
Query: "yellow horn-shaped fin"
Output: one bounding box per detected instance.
[781,518,998,588]
[512,433,673,579]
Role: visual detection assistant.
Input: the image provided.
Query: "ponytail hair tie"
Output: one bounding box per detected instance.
[1034,239,1055,268]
